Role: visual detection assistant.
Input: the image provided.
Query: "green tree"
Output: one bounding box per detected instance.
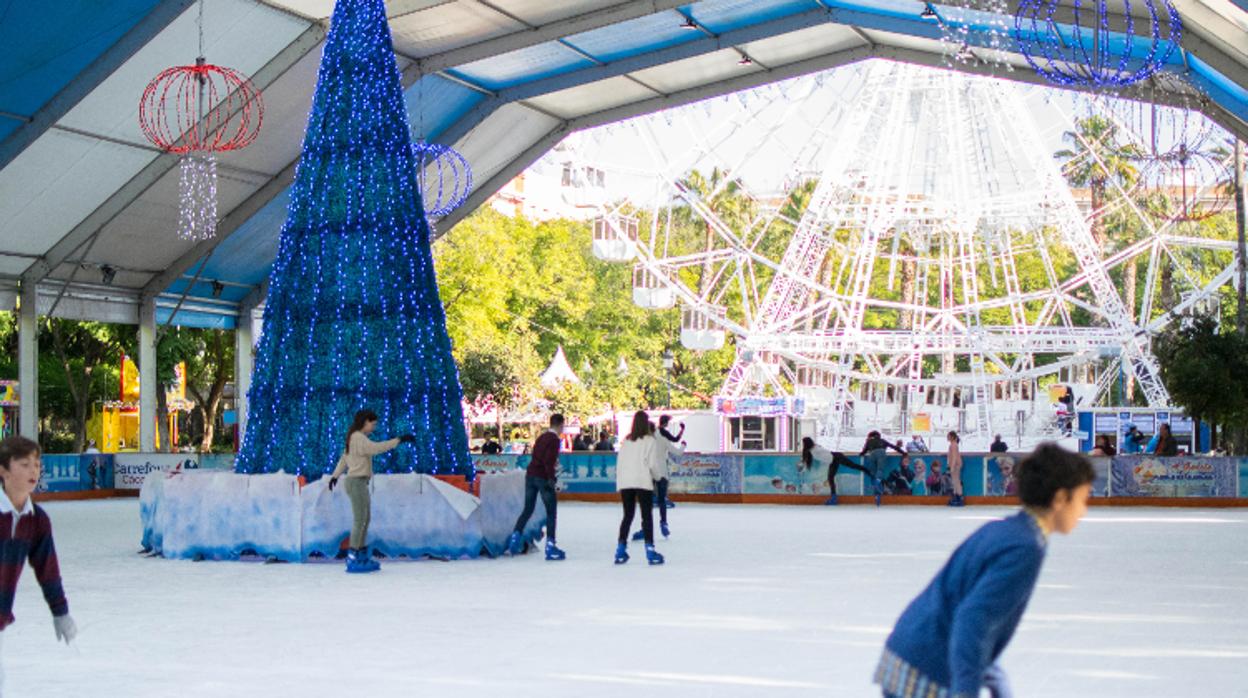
[1154,313,1248,452]
[181,329,235,452]
[39,319,126,452]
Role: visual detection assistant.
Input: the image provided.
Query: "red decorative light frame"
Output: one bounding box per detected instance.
[139,59,263,154]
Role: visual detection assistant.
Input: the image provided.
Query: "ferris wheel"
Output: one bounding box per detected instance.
[570,60,1239,444]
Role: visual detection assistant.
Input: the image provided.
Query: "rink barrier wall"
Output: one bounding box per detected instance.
[31,451,1248,506]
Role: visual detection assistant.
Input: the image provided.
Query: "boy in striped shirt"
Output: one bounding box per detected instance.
[0,436,76,690]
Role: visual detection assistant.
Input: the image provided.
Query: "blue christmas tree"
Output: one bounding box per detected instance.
[236,0,472,479]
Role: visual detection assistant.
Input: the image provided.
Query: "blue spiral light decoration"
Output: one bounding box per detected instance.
[412,141,472,217]
[1015,0,1182,88]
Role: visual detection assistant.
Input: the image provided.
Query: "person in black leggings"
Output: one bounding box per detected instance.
[800,437,874,505]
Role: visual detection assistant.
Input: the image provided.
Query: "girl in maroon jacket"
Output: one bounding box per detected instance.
[0,436,76,690]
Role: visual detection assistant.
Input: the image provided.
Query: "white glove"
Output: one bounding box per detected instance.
[54,614,77,644]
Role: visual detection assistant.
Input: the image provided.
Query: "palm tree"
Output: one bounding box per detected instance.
[677,167,756,298]
[1055,115,1142,250]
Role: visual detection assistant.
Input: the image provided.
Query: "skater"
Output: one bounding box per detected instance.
[328,410,415,573]
[0,436,77,692]
[947,431,965,507]
[990,434,1009,453]
[1153,423,1179,456]
[860,431,905,506]
[800,437,874,505]
[883,454,916,495]
[614,411,665,565]
[904,435,929,453]
[634,418,683,539]
[874,443,1094,698]
[1121,423,1146,454]
[507,414,566,560]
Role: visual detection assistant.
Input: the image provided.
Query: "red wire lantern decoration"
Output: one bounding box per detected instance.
[139,58,264,241]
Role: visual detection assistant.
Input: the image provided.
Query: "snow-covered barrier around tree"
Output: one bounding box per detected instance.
[140,470,539,562]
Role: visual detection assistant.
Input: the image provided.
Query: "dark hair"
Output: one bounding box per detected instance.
[947,431,959,443]
[1017,442,1095,508]
[1158,423,1171,435]
[626,410,651,441]
[345,409,379,454]
[801,436,815,467]
[550,413,565,428]
[659,415,671,427]
[0,436,40,469]
[868,430,880,439]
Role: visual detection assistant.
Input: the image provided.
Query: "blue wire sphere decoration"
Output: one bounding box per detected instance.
[412,141,472,217]
[1014,0,1182,88]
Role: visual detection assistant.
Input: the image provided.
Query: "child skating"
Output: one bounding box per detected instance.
[874,442,1094,698]
[0,436,77,690]
[614,411,665,565]
[328,409,415,573]
[860,431,906,506]
[507,414,566,560]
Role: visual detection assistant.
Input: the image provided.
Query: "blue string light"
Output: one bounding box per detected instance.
[1015,0,1181,88]
[235,0,473,481]
[412,141,472,218]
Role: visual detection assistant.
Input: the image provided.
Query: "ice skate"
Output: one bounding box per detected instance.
[614,542,629,564]
[545,540,566,561]
[507,531,524,555]
[631,529,645,541]
[824,495,838,505]
[645,544,665,566]
[660,522,670,538]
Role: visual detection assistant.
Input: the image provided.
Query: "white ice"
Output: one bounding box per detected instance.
[9,500,1248,697]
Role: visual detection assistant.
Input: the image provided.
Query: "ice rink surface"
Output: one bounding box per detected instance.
[9,499,1247,697]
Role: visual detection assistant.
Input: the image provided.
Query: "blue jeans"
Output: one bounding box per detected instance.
[654,477,669,525]
[863,448,887,480]
[513,476,557,542]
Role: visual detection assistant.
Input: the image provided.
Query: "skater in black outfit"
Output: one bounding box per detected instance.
[800,437,874,505]
[860,431,906,506]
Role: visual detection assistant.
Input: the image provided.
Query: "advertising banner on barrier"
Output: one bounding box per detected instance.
[1110,455,1238,497]
[743,453,832,495]
[557,453,615,494]
[38,454,116,492]
[669,453,740,495]
[114,454,199,490]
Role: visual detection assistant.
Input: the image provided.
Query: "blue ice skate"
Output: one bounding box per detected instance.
[346,548,379,574]
[545,540,566,561]
[614,542,629,565]
[645,544,665,566]
[824,495,838,506]
[631,529,645,541]
[507,531,524,555]
[660,522,670,538]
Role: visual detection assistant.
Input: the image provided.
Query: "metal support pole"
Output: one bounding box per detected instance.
[234,306,255,448]
[17,282,38,441]
[139,299,157,452]
[1235,138,1246,337]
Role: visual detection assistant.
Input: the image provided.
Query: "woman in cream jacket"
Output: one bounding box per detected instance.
[613,410,666,565]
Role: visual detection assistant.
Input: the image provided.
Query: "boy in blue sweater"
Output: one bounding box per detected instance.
[874,443,1093,698]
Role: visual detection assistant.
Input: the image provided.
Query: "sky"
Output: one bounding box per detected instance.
[536,61,1230,207]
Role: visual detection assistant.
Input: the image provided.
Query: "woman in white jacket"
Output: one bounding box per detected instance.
[614,410,666,565]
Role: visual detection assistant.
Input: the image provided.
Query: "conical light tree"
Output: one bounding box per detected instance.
[236,0,472,479]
